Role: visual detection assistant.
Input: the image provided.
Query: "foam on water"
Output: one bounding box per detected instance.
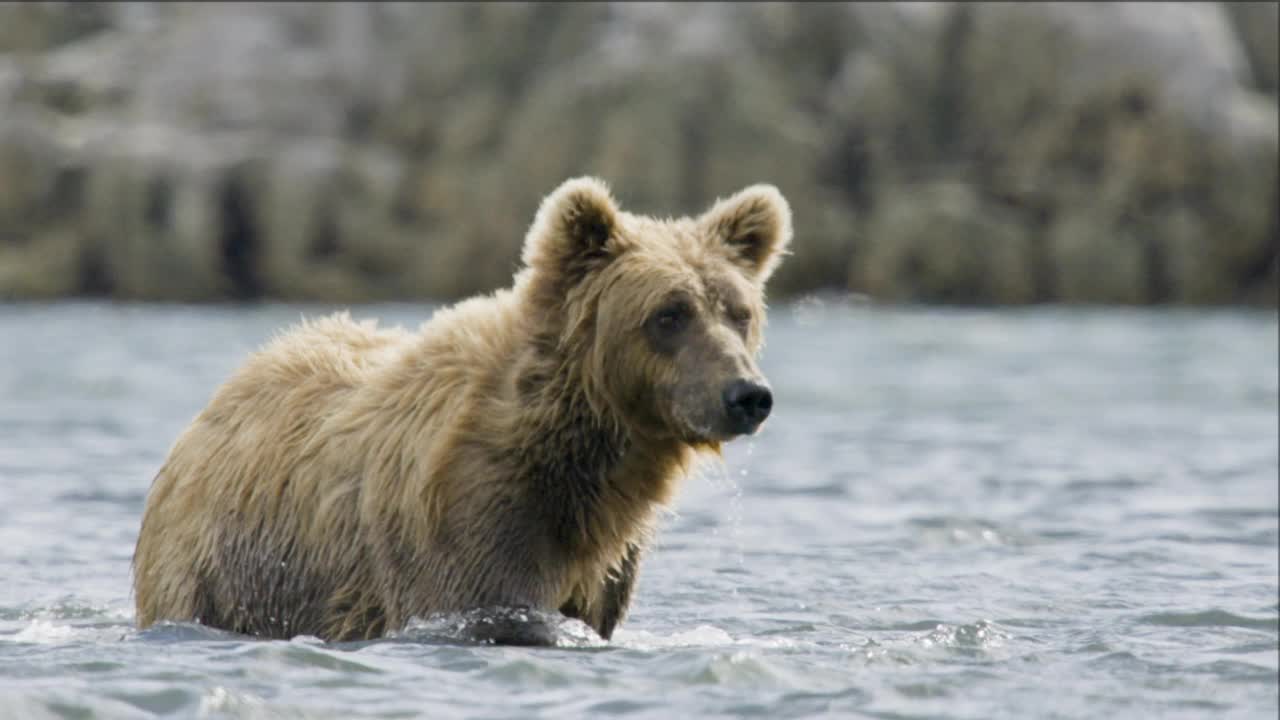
[10,619,76,645]
[613,624,737,650]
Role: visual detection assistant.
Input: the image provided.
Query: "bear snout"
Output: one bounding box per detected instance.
[722,379,773,435]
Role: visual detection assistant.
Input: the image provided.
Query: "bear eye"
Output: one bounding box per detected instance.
[728,306,752,331]
[652,302,692,334]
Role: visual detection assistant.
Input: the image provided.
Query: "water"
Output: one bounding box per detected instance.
[1,298,1276,719]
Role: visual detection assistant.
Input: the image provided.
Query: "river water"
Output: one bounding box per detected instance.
[0,298,1276,719]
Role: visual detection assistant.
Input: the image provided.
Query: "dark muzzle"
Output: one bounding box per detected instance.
[722,379,773,435]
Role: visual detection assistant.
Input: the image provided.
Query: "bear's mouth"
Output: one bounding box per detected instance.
[669,382,772,447]
[672,411,753,447]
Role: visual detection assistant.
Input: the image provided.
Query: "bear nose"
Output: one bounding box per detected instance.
[723,380,773,435]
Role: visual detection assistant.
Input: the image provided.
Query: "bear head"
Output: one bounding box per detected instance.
[519,177,792,447]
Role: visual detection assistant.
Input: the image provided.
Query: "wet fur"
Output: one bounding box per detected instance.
[132,177,791,643]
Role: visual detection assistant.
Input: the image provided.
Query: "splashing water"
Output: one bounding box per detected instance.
[728,442,752,570]
[691,442,750,577]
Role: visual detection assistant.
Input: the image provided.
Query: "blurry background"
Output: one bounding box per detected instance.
[0,1,1275,306]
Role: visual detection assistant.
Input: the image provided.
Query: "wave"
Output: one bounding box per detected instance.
[1136,609,1278,631]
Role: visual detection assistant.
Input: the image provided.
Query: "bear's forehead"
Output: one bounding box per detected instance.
[621,213,697,241]
[620,215,718,264]
[611,218,756,312]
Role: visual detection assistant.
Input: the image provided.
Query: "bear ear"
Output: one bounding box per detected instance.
[521,177,621,287]
[699,184,793,283]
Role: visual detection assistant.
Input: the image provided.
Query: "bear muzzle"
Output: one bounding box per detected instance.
[722,379,773,436]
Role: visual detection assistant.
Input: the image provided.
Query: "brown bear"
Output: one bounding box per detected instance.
[131,176,791,644]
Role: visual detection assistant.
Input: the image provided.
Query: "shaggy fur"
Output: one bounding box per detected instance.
[132,177,792,643]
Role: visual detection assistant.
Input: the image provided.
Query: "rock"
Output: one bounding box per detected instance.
[854,181,1038,305]
[0,2,114,55]
[1222,1,1279,94]
[0,2,1274,305]
[496,3,865,296]
[0,110,87,300]
[828,1,1277,305]
[1046,202,1157,305]
[0,226,84,300]
[78,126,255,300]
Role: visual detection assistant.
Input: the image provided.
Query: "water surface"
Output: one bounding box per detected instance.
[1,299,1276,719]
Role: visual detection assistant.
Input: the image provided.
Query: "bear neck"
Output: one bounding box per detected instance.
[515,326,686,558]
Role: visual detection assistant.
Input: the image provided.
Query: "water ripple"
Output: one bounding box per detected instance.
[1136,610,1278,632]
[2,303,1277,719]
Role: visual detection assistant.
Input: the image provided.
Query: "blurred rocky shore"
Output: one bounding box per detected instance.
[0,2,1275,305]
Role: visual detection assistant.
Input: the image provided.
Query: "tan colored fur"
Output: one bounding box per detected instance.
[132,177,792,642]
